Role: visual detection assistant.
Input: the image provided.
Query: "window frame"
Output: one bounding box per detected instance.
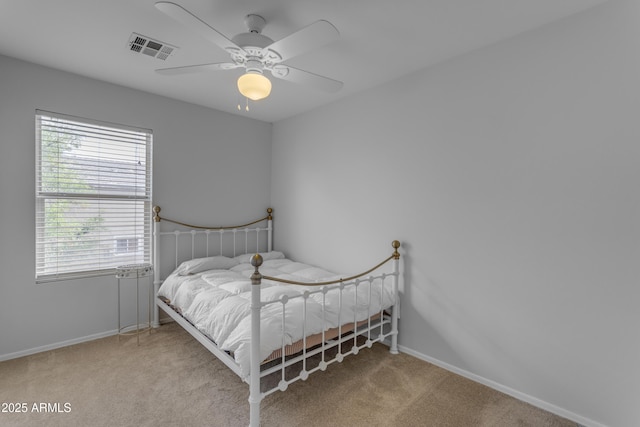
[35,110,153,283]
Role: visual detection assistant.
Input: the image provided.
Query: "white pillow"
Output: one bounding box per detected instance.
[234,251,285,264]
[175,256,239,276]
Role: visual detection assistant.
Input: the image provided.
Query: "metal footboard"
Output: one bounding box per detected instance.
[248,241,401,427]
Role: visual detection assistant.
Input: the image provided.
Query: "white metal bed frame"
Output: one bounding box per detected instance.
[152,206,401,427]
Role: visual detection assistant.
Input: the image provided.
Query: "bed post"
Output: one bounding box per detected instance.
[390,240,401,355]
[152,206,161,328]
[249,254,264,427]
[266,208,273,252]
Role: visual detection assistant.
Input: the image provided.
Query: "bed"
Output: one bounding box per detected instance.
[152,206,401,427]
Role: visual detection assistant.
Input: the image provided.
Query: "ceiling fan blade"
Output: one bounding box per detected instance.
[271,65,343,93]
[155,1,242,52]
[263,20,339,63]
[156,62,240,75]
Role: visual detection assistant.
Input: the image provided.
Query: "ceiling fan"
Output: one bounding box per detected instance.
[154,1,343,102]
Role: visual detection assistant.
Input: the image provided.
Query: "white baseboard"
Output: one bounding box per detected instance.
[396,344,607,427]
[0,322,166,362]
[0,330,117,362]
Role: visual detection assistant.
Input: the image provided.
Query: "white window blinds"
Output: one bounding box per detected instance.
[35,110,152,282]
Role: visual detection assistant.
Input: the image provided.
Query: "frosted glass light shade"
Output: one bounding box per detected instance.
[237,73,272,101]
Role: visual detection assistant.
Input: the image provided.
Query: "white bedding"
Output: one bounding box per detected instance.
[158,252,395,379]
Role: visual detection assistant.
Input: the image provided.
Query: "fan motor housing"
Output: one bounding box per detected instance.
[228,31,281,66]
[231,32,274,49]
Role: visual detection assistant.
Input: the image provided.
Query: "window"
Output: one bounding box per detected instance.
[114,237,142,255]
[35,110,152,282]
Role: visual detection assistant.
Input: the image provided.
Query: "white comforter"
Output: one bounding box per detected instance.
[158,252,395,379]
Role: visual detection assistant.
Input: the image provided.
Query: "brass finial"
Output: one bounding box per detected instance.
[267,207,273,220]
[153,206,161,222]
[392,240,401,259]
[250,254,263,285]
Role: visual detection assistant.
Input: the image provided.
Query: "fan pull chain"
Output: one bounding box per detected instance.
[237,97,251,112]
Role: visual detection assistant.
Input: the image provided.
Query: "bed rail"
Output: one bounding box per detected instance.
[247,241,401,427]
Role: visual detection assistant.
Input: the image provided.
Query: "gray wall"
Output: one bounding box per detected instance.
[271,1,639,427]
[2,1,639,426]
[0,54,272,358]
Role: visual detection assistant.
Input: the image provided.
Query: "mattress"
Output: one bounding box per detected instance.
[157,251,395,378]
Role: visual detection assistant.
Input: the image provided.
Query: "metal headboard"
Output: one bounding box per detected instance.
[151,206,273,326]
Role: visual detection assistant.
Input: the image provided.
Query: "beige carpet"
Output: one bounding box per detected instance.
[0,323,576,427]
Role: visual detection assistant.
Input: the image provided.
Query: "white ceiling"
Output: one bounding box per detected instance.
[0,0,607,123]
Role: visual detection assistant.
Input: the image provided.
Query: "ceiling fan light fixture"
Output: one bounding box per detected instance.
[237,72,272,101]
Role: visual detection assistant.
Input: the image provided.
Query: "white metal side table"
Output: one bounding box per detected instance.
[116,263,153,345]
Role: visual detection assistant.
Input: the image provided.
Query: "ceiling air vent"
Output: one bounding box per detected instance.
[128,33,177,60]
